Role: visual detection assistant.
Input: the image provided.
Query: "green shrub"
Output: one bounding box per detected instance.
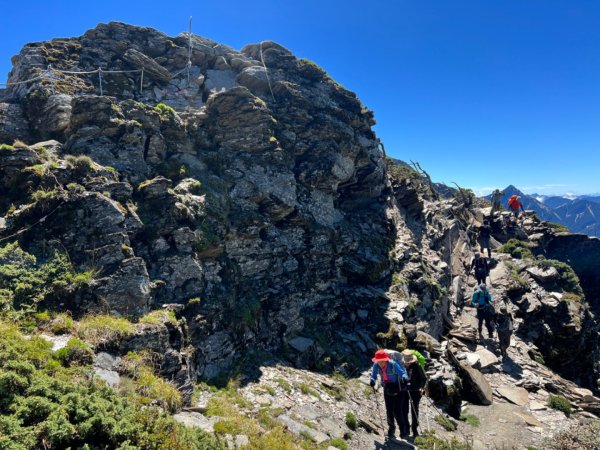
[329,438,350,450]
[0,243,74,310]
[434,414,457,431]
[297,58,328,81]
[459,411,480,427]
[415,430,472,450]
[0,143,15,152]
[499,239,533,259]
[0,320,222,450]
[345,411,358,430]
[548,394,572,417]
[135,367,183,413]
[48,313,74,335]
[24,163,48,177]
[31,188,59,202]
[139,309,178,326]
[66,182,85,193]
[190,181,203,194]
[386,158,421,182]
[154,103,176,122]
[65,154,97,177]
[72,269,96,287]
[56,338,94,367]
[77,314,135,346]
[275,377,291,393]
[546,222,569,233]
[118,351,157,378]
[298,382,319,398]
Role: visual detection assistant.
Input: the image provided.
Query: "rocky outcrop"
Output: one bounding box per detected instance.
[1,22,390,380]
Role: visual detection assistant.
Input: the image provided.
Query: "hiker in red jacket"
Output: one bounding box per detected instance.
[507,195,524,219]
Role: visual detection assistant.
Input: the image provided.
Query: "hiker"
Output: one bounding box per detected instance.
[495,304,513,359]
[470,252,489,285]
[507,195,524,219]
[471,283,495,339]
[477,220,492,258]
[491,189,504,217]
[400,349,428,439]
[370,349,409,440]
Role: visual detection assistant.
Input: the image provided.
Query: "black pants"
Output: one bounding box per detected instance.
[477,307,495,337]
[401,390,421,435]
[383,383,403,436]
[475,270,487,285]
[478,237,491,258]
[498,330,511,355]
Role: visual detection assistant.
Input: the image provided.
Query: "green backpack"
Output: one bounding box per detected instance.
[411,350,426,368]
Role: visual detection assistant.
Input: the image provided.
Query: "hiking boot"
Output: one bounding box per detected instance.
[387,429,396,439]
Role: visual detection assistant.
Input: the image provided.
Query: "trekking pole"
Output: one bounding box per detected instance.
[372,386,387,438]
[407,390,420,436]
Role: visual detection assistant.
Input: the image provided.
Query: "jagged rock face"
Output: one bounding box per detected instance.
[539,233,600,312]
[0,22,391,378]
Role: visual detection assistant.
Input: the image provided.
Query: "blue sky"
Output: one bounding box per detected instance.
[1,1,599,195]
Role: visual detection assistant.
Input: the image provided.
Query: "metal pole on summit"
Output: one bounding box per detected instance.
[98,68,103,96]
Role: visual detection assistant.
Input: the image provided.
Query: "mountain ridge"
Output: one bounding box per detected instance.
[485,185,600,237]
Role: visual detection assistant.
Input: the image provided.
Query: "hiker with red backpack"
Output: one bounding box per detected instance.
[507,195,524,219]
[370,349,409,440]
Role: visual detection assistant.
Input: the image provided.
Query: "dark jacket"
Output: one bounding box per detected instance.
[406,362,427,392]
[496,311,513,335]
[478,224,491,239]
[470,257,489,275]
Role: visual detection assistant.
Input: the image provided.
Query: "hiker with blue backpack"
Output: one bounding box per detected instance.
[471,283,495,340]
[370,349,408,440]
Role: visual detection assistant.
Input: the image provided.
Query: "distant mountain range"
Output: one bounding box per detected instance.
[485,186,600,237]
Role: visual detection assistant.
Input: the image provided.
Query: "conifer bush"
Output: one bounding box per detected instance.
[548,394,572,417]
[0,320,222,450]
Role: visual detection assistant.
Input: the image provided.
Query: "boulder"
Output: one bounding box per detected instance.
[497,386,530,406]
[475,348,499,369]
[459,363,493,405]
[0,102,29,143]
[122,48,171,82]
[288,336,315,353]
[525,265,559,283]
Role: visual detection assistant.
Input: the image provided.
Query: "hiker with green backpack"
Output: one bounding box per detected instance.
[471,283,495,340]
[400,349,428,439]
